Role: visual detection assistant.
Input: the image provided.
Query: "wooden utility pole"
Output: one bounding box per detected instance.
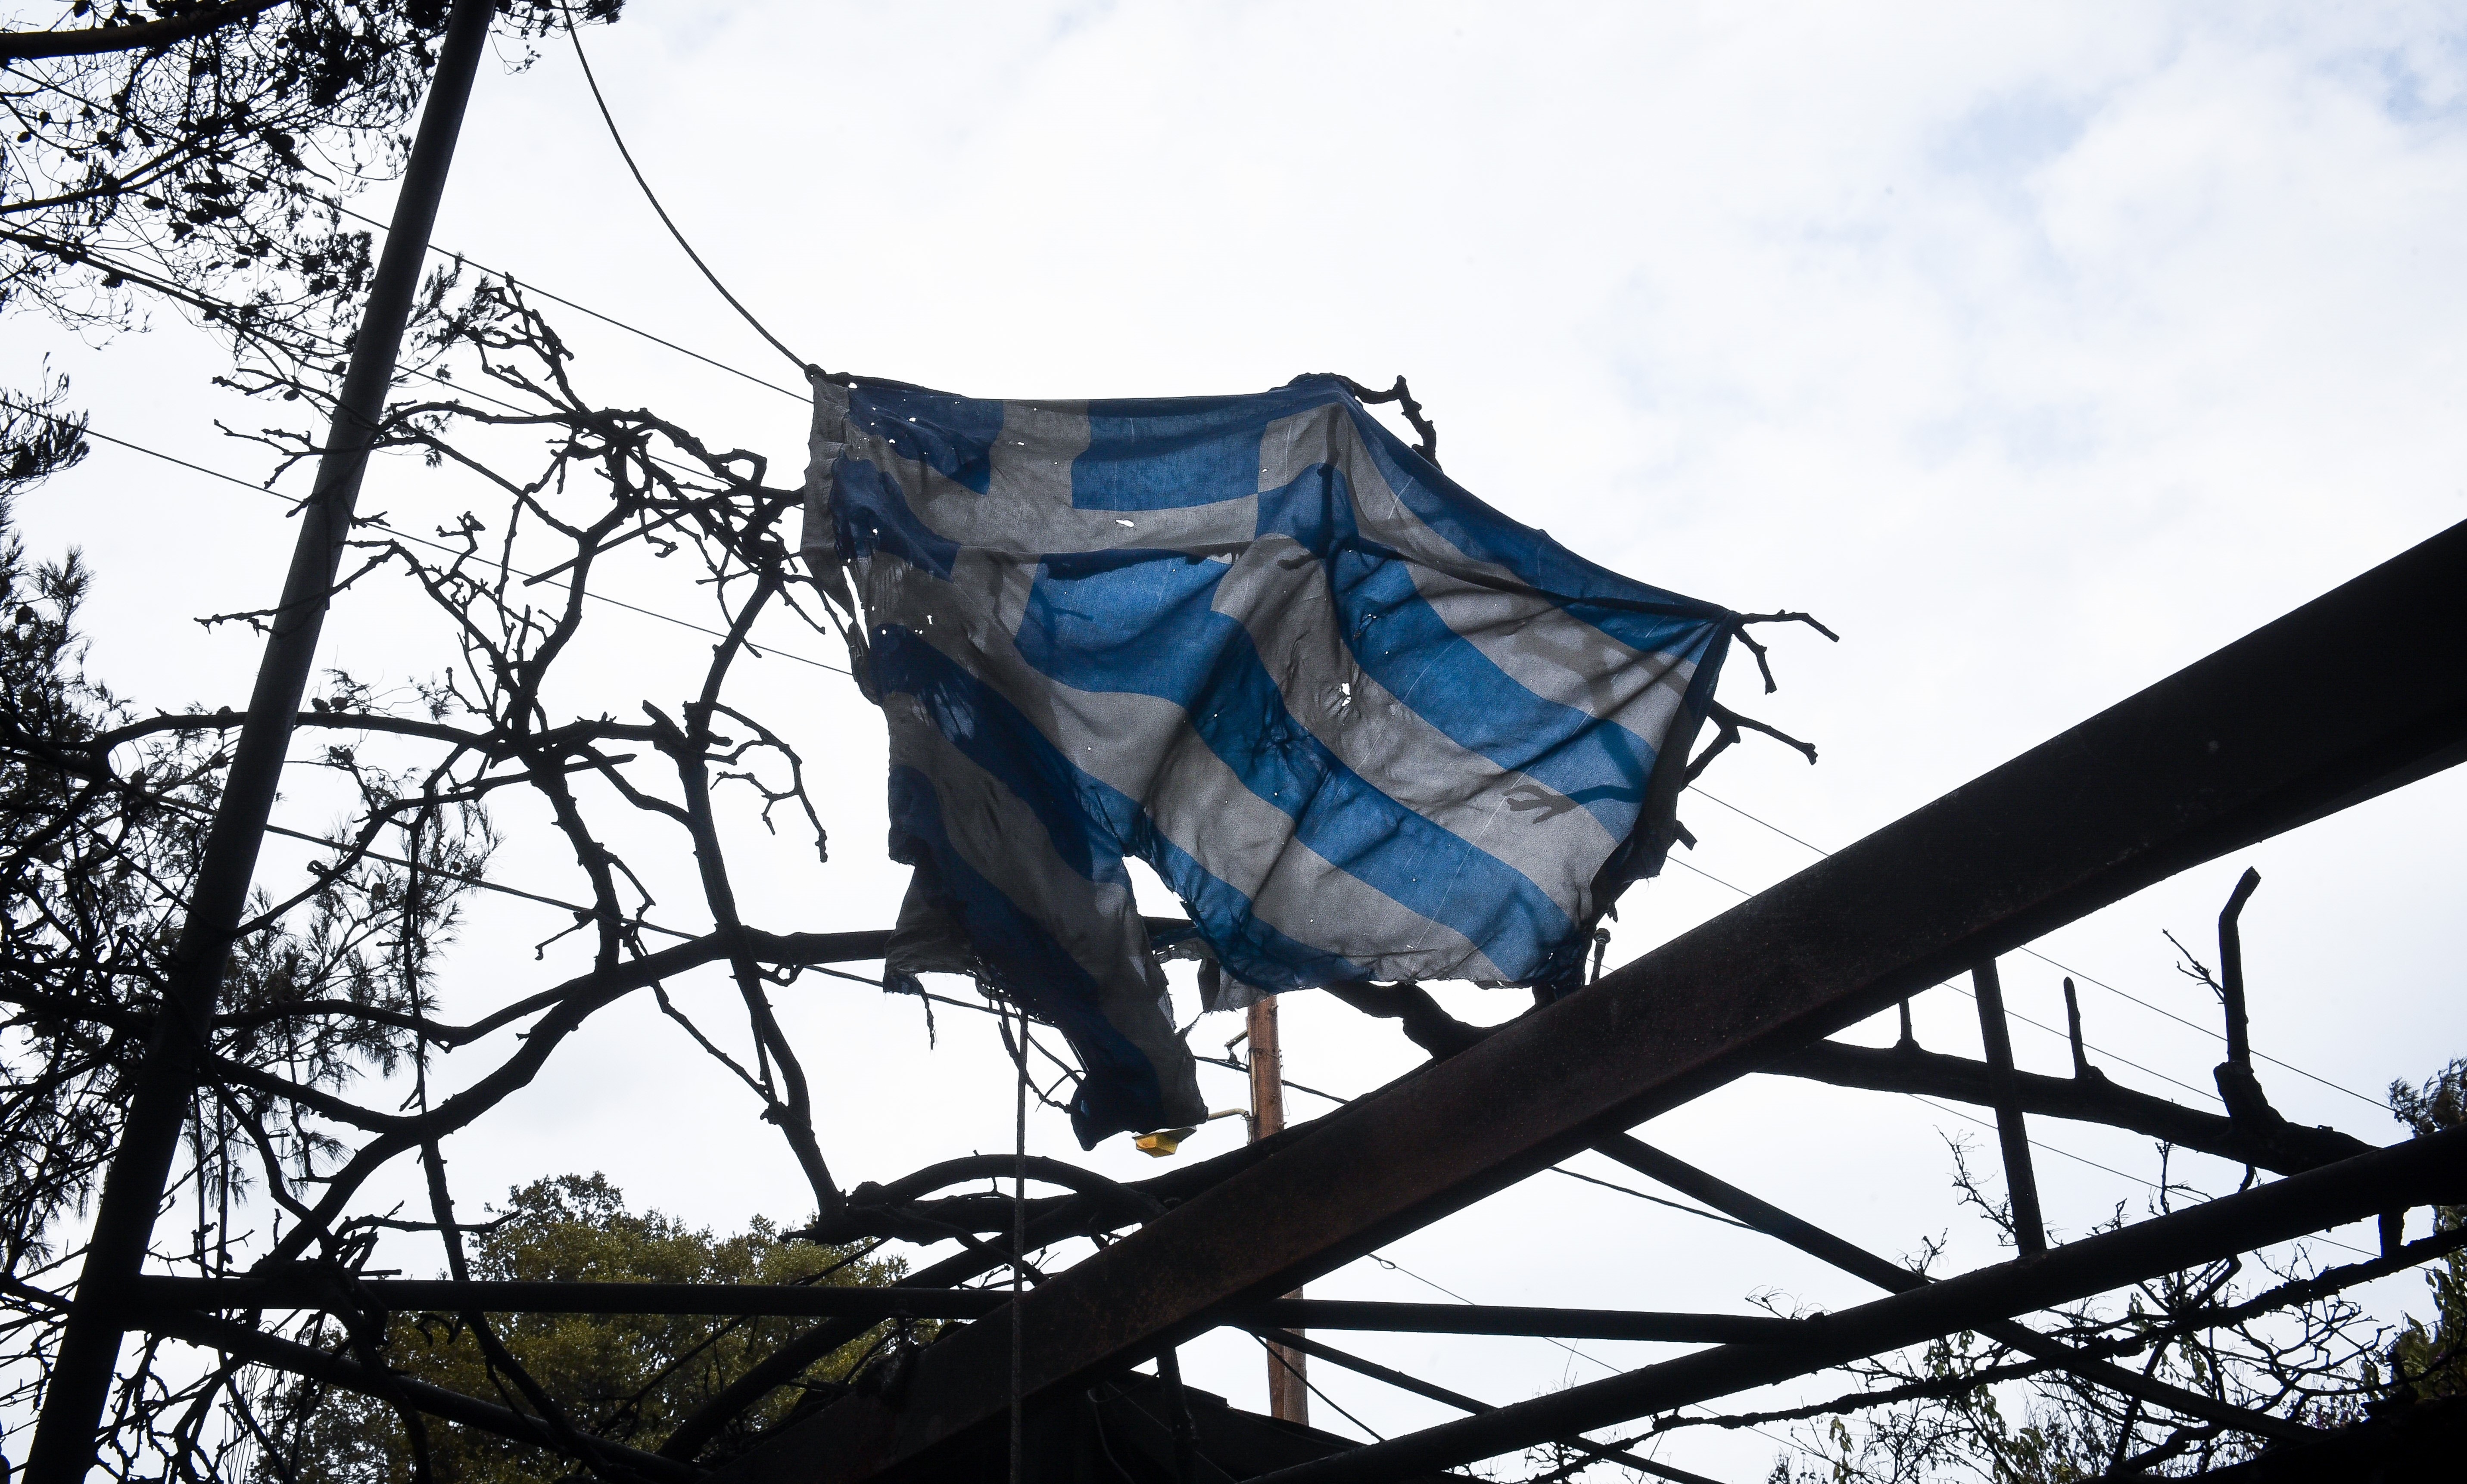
[1247,994,1309,1427]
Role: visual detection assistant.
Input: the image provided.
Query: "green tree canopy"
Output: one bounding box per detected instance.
[255,1173,912,1483]
[2388,1058,2467,1403]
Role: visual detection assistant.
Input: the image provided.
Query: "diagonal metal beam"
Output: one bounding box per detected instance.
[1253,1328,1732,1484]
[711,523,2467,1484]
[1247,1125,2467,1483]
[23,6,502,1478]
[1591,1137,2310,1442]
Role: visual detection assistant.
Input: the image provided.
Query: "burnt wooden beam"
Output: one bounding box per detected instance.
[135,1276,1799,1345]
[1970,959,2048,1255]
[135,1276,1010,1321]
[710,523,2467,1484]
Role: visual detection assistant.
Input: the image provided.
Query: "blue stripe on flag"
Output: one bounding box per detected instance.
[1017,550,1574,977]
[1320,393,1735,658]
[872,623,1372,992]
[1329,550,1660,833]
[1071,386,1333,510]
[845,383,1004,494]
[1252,460,1694,834]
[831,456,962,579]
[871,625,1130,893]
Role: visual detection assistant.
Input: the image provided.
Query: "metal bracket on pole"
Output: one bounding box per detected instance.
[25,3,497,1477]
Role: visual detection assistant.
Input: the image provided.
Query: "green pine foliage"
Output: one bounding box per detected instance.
[253,1173,911,1483]
[2387,1058,2467,1402]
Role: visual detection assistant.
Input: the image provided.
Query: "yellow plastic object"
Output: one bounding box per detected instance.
[1134,1127,1197,1158]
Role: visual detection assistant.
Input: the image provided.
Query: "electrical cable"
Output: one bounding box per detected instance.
[1546,1166,1756,1231]
[150,768,693,940]
[1655,828,2394,1248]
[1252,1332,1383,1440]
[1190,1051,1751,1232]
[10,42,815,404]
[47,411,849,677]
[565,22,820,382]
[1686,785,2396,1113]
[1664,845,2224,1108]
[1361,1253,1624,1384]
[1904,1094,2376,1261]
[306,190,806,403]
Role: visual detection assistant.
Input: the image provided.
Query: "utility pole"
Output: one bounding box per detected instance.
[25,2,498,1476]
[1247,994,1310,1427]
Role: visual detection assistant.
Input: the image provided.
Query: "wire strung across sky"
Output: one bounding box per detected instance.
[1353,1251,1829,1473]
[1667,830,2385,1257]
[1904,1094,2378,1261]
[55,416,848,678]
[564,20,820,382]
[1685,787,2396,1113]
[1662,852,2231,1111]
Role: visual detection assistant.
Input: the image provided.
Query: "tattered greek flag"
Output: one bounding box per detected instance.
[805,375,1744,1145]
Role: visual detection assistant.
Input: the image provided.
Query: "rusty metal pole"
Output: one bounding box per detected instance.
[1247,995,1309,1426]
[24,3,496,1477]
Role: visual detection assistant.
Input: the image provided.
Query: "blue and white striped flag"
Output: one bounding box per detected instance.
[806,375,1741,1145]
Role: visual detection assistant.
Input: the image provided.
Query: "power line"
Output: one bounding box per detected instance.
[321,190,805,402]
[1663,834,2226,1108]
[57,415,849,678]
[565,21,817,382]
[1353,1245,1836,1484]
[2016,945,2394,1114]
[1188,1046,1750,1235]
[1548,1165,1755,1231]
[9,43,810,406]
[1685,786,2394,1113]
[1905,1094,2377,1261]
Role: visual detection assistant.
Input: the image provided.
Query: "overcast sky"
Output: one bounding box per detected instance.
[11,3,2467,1477]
